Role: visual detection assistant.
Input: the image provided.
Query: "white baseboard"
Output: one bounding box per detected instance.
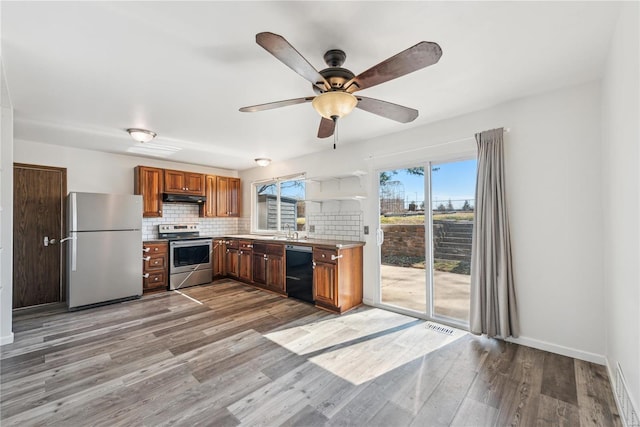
[0,332,14,346]
[606,359,639,427]
[506,335,606,365]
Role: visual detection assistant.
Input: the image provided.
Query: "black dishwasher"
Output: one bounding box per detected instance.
[285,245,314,303]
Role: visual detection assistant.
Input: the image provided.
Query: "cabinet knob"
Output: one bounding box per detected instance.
[158,210,162,214]
[143,247,150,252]
[143,273,150,278]
[143,256,151,261]
[154,247,159,251]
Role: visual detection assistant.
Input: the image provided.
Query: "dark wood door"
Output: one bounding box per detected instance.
[252,252,266,285]
[13,164,67,308]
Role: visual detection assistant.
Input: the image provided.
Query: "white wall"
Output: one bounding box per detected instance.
[241,80,606,363]
[1,61,14,345]
[602,2,640,415]
[14,140,238,194]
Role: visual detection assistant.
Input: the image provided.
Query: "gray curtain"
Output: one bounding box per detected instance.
[470,128,519,338]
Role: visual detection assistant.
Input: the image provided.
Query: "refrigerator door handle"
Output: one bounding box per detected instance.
[70,192,78,232]
[71,233,77,272]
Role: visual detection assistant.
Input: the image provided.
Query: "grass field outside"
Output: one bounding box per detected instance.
[380,212,474,224]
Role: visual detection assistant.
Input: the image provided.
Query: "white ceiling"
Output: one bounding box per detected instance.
[1,1,622,171]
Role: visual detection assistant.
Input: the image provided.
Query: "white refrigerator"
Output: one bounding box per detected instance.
[66,192,142,310]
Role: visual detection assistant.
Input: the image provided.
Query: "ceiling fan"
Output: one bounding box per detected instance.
[239,32,443,140]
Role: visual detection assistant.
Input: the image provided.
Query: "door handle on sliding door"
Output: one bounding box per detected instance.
[376,229,384,246]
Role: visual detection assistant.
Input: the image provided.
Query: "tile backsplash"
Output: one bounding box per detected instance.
[142,204,364,242]
[142,204,238,240]
[307,211,364,241]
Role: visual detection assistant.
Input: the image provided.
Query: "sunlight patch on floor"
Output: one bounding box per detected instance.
[264,308,466,385]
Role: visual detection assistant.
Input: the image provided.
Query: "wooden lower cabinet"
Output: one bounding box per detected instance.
[225,248,239,278]
[313,246,363,313]
[239,249,252,282]
[143,241,168,293]
[216,238,363,314]
[212,239,226,279]
[252,243,285,294]
[313,261,337,307]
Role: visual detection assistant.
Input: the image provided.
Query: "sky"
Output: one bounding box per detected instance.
[381,159,477,209]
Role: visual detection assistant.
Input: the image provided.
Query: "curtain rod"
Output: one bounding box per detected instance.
[364,127,510,161]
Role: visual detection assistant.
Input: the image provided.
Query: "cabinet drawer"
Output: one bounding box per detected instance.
[313,248,339,264]
[143,271,166,291]
[144,253,167,271]
[226,239,239,249]
[266,244,284,256]
[143,242,168,254]
[240,240,253,250]
[252,243,267,254]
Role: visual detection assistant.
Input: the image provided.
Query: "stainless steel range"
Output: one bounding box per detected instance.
[159,224,212,290]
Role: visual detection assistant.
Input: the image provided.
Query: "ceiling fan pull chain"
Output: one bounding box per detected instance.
[332,115,338,149]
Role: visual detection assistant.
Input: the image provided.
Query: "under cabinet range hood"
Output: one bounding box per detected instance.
[162,193,206,204]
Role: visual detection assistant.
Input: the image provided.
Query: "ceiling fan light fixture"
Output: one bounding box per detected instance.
[254,158,271,167]
[312,91,358,120]
[127,128,157,143]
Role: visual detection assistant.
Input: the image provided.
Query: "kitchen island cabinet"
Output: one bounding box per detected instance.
[142,241,168,293]
[135,166,164,218]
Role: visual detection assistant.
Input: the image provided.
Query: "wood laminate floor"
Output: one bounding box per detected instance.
[1,280,621,426]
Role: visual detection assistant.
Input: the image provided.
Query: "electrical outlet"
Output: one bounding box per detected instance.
[309,225,315,232]
[364,226,369,235]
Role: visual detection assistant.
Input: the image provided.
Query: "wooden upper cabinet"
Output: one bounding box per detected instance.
[216,176,241,217]
[164,169,205,196]
[135,166,164,217]
[200,175,217,218]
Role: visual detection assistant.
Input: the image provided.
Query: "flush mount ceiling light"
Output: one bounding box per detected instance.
[127,128,157,143]
[311,91,358,120]
[254,158,271,167]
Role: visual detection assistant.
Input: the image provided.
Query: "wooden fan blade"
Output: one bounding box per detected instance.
[356,96,418,123]
[256,32,329,91]
[239,97,314,112]
[317,117,335,138]
[344,41,442,93]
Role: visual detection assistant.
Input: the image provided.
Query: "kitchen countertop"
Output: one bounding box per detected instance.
[222,234,366,249]
[145,235,365,249]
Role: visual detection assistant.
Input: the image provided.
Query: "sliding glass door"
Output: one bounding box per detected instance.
[378,158,476,325]
[379,167,427,313]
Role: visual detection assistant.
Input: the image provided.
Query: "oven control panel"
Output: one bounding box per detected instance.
[159,223,200,234]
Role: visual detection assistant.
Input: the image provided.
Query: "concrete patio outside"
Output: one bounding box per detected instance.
[380,264,470,323]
